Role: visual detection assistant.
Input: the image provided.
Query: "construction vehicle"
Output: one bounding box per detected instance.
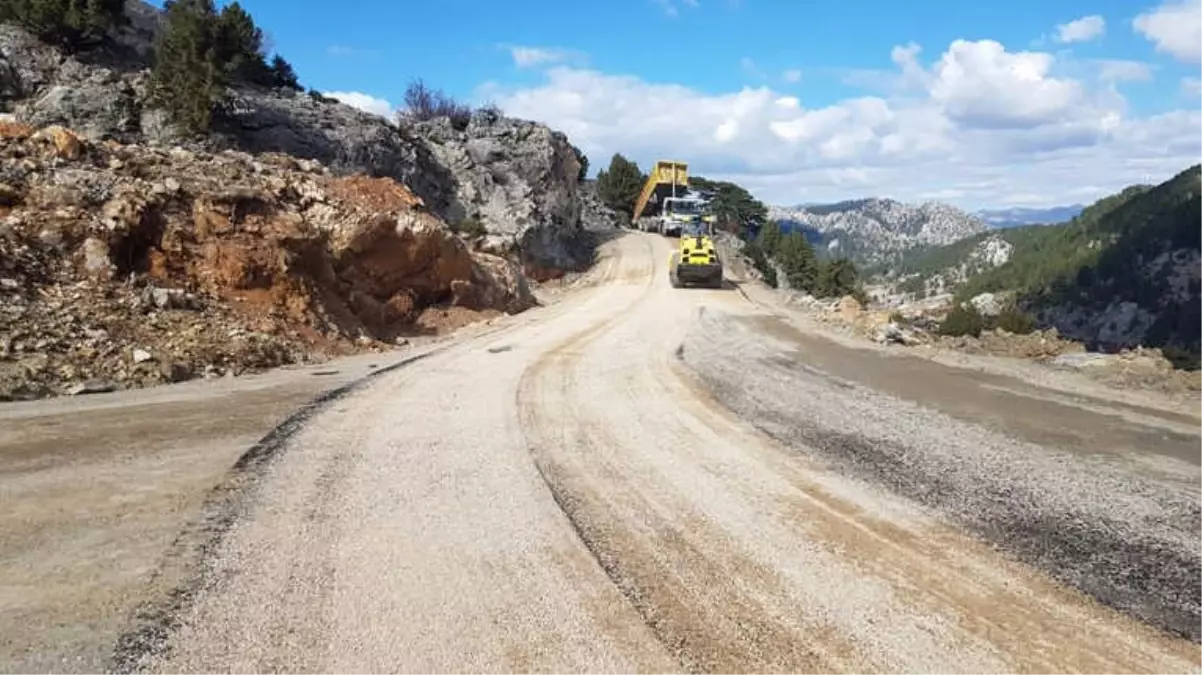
[632,160,712,237]
[668,220,724,289]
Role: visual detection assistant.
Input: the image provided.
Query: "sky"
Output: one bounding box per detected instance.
[230,0,1199,209]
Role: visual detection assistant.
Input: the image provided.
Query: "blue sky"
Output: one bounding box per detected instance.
[223,0,1200,208]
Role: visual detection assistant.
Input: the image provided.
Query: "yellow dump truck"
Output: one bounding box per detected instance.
[668,222,724,288]
[632,160,706,236]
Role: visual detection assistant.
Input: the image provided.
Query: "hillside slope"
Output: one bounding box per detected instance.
[0,124,535,399]
[1023,167,1199,365]
[945,166,1198,365]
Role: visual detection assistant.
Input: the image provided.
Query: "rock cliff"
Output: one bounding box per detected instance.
[0,15,604,277]
[409,112,597,279]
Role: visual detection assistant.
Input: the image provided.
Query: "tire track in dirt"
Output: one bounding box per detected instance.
[518,234,1201,673]
[670,305,1201,673]
[516,251,855,667]
[129,232,678,674]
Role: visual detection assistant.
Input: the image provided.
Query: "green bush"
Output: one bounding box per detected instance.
[993,303,1037,334]
[938,303,985,337]
[775,233,817,291]
[742,239,777,288]
[0,0,126,47]
[814,258,861,299]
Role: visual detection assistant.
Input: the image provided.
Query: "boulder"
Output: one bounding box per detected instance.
[836,295,863,322]
[970,292,1002,317]
[408,114,590,275]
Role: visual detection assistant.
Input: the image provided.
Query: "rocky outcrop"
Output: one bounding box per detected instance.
[0,123,534,399]
[578,179,623,232]
[209,90,458,216]
[407,112,593,279]
[0,17,596,279]
[877,232,1016,301]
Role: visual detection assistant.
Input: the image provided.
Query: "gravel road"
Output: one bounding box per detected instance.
[96,232,1200,673]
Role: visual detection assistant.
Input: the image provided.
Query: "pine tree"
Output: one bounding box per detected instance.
[815,258,860,298]
[595,153,645,218]
[214,1,272,84]
[148,0,223,133]
[756,220,782,257]
[776,232,818,292]
[269,54,301,90]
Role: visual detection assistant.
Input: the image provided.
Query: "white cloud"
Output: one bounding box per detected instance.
[1183,76,1202,96]
[1134,0,1202,63]
[782,69,802,83]
[508,46,579,68]
[1094,59,1155,82]
[484,38,1198,208]
[927,40,1095,129]
[1056,15,1106,43]
[323,91,394,118]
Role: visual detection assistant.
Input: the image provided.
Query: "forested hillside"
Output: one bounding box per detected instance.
[964,166,1198,366]
[953,183,1158,300]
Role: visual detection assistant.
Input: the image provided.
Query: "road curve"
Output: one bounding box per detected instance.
[132,232,1200,673]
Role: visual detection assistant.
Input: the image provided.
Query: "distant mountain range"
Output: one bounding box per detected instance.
[974,205,1085,229]
[768,198,988,267]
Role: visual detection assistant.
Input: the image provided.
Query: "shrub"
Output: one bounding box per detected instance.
[776,233,818,292]
[814,257,861,299]
[307,87,335,103]
[595,153,644,218]
[400,79,472,130]
[742,239,778,288]
[938,303,984,337]
[477,102,502,121]
[572,145,589,182]
[993,303,1037,334]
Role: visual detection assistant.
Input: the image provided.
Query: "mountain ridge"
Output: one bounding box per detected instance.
[768,197,988,267]
[975,204,1086,229]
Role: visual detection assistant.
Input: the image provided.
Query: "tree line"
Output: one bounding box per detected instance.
[743,220,866,301]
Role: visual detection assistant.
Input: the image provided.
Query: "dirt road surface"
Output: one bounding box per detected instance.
[3,231,1199,673]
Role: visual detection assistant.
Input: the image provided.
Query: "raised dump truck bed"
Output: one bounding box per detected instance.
[632,160,689,223]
